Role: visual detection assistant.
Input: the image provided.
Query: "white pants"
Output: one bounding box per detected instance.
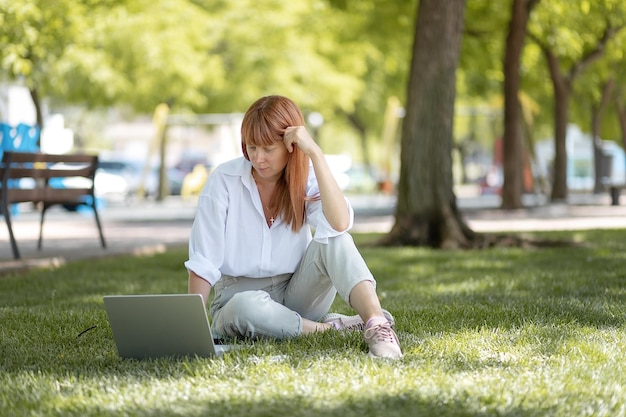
[209,233,376,340]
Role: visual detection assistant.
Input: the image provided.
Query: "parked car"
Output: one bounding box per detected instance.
[96,158,184,202]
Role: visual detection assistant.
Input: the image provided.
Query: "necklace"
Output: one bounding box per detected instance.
[252,168,278,227]
[265,206,276,227]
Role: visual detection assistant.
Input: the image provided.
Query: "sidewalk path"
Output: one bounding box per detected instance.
[1,192,625,274]
[349,191,626,233]
[0,199,197,274]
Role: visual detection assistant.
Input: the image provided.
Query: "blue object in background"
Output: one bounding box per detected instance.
[48,177,106,216]
[0,122,40,158]
[0,123,41,217]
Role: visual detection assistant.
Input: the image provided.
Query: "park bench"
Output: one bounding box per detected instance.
[0,151,106,259]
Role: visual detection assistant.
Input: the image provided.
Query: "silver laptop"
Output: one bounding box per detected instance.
[103,293,236,359]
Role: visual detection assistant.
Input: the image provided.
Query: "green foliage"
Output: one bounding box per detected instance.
[461,0,510,96]
[1,0,411,131]
[0,0,81,86]
[0,0,420,159]
[572,27,626,140]
[2,0,626,164]
[323,1,416,119]
[527,0,626,133]
[191,0,369,114]
[531,0,625,67]
[2,229,626,416]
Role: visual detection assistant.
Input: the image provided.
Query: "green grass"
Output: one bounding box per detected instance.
[2,229,626,416]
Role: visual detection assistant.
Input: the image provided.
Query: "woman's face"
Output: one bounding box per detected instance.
[246,141,289,181]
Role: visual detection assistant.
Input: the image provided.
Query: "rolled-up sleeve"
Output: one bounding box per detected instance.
[184,190,227,286]
[307,196,354,243]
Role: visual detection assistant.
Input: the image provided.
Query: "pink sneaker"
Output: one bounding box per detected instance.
[320,309,395,331]
[363,321,403,359]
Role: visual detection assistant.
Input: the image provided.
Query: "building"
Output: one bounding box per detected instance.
[534,124,626,191]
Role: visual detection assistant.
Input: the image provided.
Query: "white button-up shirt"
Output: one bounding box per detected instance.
[184,157,354,286]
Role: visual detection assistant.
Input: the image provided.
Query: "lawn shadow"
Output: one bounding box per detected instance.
[54,387,556,417]
[357,230,626,365]
[1,230,624,417]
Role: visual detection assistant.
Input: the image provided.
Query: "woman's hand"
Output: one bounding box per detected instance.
[283,126,319,157]
[284,126,350,231]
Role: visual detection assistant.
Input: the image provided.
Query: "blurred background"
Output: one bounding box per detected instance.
[1,0,625,207]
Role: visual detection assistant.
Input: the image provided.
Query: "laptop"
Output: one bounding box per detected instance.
[103,293,237,359]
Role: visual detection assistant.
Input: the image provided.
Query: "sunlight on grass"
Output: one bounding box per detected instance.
[1,230,626,416]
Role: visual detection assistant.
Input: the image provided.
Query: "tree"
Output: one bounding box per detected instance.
[528,1,625,201]
[189,0,369,115]
[459,1,509,141]
[591,78,615,192]
[572,28,626,192]
[615,36,626,149]
[37,0,230,115]
[381,0,474,248]
[0,0,86,127]
[618,98,626,150]
[325,0,416,173]
[0,0,370,126]
[501,0,540,209]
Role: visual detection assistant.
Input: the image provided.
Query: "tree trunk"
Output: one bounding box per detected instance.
[345,112,372,174]
[617,100,626,151]
[591,79,615,193]
[531,25,623,202]
[501,0,539,209]
[381,0,472,248]
[542,50,571,202]
[29,87,44,131]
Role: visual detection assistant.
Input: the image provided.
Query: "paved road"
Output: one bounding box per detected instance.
[1,191,625,274]
[351,193,626,233]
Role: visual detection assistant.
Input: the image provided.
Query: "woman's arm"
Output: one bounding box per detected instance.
[188,269,212,306]
[284,126,350,232]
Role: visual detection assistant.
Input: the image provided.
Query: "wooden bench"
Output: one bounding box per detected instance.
[0,151,106,259]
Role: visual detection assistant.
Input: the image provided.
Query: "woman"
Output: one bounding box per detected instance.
[185,95,402,359]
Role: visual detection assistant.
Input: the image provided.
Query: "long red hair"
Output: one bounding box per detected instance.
[241,95,309,232]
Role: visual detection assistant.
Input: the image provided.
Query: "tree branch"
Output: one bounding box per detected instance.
[526,0,540,13]
[568,24,625,81]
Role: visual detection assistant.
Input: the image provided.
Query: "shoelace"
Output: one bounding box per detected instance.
[364,322,396,342]
[325,315,365,331]
[343,320,365,332]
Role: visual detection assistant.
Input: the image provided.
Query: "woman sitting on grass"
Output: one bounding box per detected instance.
[184,95,402,359]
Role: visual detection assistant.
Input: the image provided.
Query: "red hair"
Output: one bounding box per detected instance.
[241,95,309,231]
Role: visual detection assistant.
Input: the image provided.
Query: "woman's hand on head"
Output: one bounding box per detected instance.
[283,126,319,156]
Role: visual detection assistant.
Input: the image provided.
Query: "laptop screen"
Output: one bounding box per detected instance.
[103,294,218,359]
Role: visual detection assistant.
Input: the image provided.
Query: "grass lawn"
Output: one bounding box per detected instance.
[1,229,626,417]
